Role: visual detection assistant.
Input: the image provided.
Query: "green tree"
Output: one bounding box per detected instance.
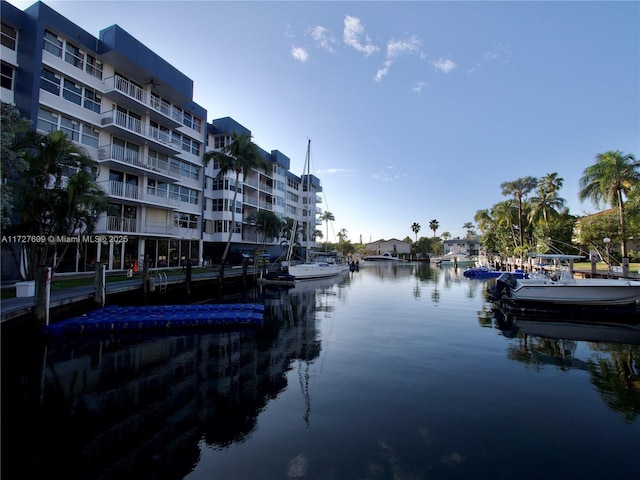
[203,131,270,268]
[463,222,476,238]
[429,219,439,237]
[247,210,283,248]
[1,102,31,229]
[579,150,640,257]
[320,211,335,251]
[7,129,108,280]
[411,222,421,241]
[500,176,538,255]
[528,172,566,230]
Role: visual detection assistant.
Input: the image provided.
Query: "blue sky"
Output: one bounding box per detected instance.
[8,0,640,243]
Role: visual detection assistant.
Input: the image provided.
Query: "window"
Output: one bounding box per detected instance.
[174,213,199,229]
[85,54,102,79]
[60,116,80,142]
[40,68,61,95]
[37,108,58,133]
[80,123,99,148]
[1,23,17,50]
[43,30,63,57]
[1,62,13,90]
[64,42,84,69]
[169,185,198,205]
[62,78,82,105]
[83,88,101,113]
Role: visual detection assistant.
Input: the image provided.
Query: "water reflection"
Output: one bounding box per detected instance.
[2,274,351,478]
[490,309,640,422]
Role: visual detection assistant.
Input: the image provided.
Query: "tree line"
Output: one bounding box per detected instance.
[408,151,639,262]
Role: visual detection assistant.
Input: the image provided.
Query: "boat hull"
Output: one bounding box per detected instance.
[287,262,349,280]
[499,275,640,306]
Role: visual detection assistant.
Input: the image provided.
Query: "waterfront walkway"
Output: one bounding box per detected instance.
[0,268,253,323]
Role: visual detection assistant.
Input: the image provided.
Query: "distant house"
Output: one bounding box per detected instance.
[443,238,480,256]
[365,239,411,257]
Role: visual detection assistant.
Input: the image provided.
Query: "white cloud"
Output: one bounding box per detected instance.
[318,167,357,175]
[343,15,379,56]
[310,25,336,52]
[412,81,428,93]
[291,46,309,63]
[432,58,456,74]
[375,36,423,82]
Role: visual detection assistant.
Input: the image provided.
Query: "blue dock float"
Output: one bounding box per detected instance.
[42,304,265,335]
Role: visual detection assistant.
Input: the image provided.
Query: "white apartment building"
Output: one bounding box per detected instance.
[1,1,321,278]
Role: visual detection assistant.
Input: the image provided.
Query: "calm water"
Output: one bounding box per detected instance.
[2,262,639,479]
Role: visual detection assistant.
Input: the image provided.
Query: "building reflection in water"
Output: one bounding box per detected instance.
[3,275,350,479]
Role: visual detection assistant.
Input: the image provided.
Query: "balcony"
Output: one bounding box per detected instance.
[102,75,183,128]
[97,144,180,182]
[100,109,181,156]
[106,180,180,209]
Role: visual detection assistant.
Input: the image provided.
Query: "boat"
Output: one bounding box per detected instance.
[432,252,476,268]
[463,266,529,279]
[284,140,350,281]
[362,252,401,262]
[490,254,640,307]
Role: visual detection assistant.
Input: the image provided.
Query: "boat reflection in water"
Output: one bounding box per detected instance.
[2,273,351,479]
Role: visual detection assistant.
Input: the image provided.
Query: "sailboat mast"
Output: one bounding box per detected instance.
[304,139,311,263]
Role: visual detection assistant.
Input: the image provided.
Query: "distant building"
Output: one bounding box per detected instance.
[365,239,411,256]
[442,238,479,256]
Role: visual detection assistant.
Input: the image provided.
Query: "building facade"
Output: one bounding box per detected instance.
[1,1,321,277]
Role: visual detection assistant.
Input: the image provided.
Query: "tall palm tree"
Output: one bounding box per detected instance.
[411,222,421,241]
[11,129,108,280]
[429,219,439,237]
[528,172,566,228]
[500,176,538,254]
[320,211,335,251]
[203,131,270,267]
[338,228,348,243]
[579,150,640,258]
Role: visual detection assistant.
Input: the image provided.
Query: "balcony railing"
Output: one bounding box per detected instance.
[106,216,137,233]
[101,110,181,152]
[98,144,180,179]
[102,75,183,124]
[107,180,180,208]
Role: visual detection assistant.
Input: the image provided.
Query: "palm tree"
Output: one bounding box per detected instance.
[411,222,421,241]
[528,172,566,229]
[579,150,640,258]
[320,211,335,251]
[337,228,348,243]
[10,129,108,280]
[500,176,538,254]
[203,131,270,268]
[429,219,439,237]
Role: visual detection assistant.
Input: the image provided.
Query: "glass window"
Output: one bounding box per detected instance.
[1,62,13,90]
[60,116,79,142]
[1,23,17,50]
[37,108,57,133]
[62,78,82,105]
[43,30,63,57]
[85,54,102,79]
[80,123,99,148]
[64,42,84,69]
[40,68,60,95]
[83,88,101,113]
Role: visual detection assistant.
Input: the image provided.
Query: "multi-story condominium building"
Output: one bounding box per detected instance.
[1,1,322,278]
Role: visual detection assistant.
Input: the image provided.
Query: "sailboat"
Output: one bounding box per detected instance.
[285,140,349,281]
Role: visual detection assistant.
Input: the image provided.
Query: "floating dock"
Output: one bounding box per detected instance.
[42,303,264,335]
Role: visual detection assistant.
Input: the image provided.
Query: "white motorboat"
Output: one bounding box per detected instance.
[432,252,475,267]
[493,268,640,307]
[362,252,401,262]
